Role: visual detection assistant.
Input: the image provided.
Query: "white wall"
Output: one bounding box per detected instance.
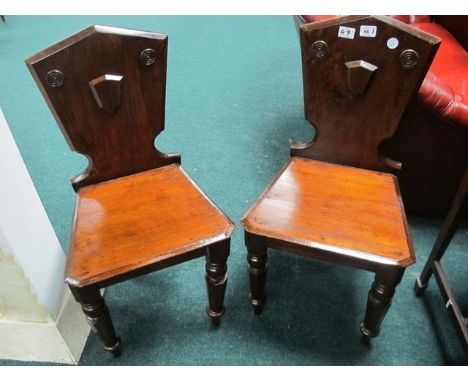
[0,107,66,319]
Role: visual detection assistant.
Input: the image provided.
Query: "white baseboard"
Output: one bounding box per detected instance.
[0,288,90,364]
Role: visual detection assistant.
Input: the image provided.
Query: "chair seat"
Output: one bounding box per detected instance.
[66,164,234,287]
[241,157,415,267]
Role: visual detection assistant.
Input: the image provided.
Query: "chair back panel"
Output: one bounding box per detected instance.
[295,15,440,171]
[26,25,181,190]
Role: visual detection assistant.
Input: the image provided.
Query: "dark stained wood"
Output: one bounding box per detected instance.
[361,267,405,343]
[66,164,234,288]
[345,60,378,97]
[25,25,180,190]
[25,25,235,356]
[294,15,440,171]
[205,239,231,326]
[245,233,268,315]
[70,285,121,357]
[241,15,438,342]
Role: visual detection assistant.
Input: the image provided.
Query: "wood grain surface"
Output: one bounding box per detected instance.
[66,164,234,287]
[294,15,440,171]
[26,25,181,190]
[241,157,414,267]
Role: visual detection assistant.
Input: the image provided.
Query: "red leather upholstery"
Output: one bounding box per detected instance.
[298,15,468,213]
[301,15,335,23]
[391,15,432,24]
[411,22,468,126]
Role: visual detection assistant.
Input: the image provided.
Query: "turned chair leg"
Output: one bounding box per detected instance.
[70,285,121,357]
[360,267,405,344]
[246,232,268,315]
[205,239,230,326]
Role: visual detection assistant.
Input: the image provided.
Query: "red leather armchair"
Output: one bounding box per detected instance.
[297,15,468,214]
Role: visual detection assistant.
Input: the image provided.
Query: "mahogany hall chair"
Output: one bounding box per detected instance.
[26,25,235,356]
[241,16,440,343]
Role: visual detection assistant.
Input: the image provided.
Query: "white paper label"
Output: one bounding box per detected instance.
[387,37,399,49]
[338,26,356,39]
[359,25,377,37]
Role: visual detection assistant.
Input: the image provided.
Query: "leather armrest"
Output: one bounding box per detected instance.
[418,72,468,126]
[412,22,468,128]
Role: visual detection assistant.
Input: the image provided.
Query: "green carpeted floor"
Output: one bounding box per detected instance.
[0,16,467,366]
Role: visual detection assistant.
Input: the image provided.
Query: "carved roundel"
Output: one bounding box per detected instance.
[140,48,157,66]
[46,69,64,87]
[400,49,419,69]
[312,40,328,58]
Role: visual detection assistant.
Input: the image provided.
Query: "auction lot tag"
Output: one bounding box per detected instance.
[338,26,356,39]
[359,25,377,37]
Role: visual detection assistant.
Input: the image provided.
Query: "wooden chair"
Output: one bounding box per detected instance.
[25,25,235,357]
[241,16,440,343]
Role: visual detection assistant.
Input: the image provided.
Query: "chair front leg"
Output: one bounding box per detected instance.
[70,284,121,357]
[245,232,268,315]
[360,266,405,344]
[205,238,230,326]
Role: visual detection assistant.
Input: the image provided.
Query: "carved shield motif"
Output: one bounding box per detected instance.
[89,74,123,114]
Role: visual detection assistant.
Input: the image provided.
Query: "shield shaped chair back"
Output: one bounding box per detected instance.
[294,15,440,171]
[26,25,181,190]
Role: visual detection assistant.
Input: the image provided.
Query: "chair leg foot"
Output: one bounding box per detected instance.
[250,296,264,315]
[104,337,122,357]
[414,277,428,297]
[210,316,221,327]
[206,306,224,327]
[360,322,377,345]
[254,305,263,316]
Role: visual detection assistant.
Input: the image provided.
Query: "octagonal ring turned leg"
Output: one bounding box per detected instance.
[360,266,405,344]
[69,285,121,357]
[245,232,268,315]
[205,238,230,327]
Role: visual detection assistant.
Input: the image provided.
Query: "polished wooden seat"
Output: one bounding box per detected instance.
[67,165,234,288]
[242,157,414,268]
[241,15,440,343]
[25,25,234,357]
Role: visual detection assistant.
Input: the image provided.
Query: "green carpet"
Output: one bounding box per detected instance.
[0,16,467,365]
